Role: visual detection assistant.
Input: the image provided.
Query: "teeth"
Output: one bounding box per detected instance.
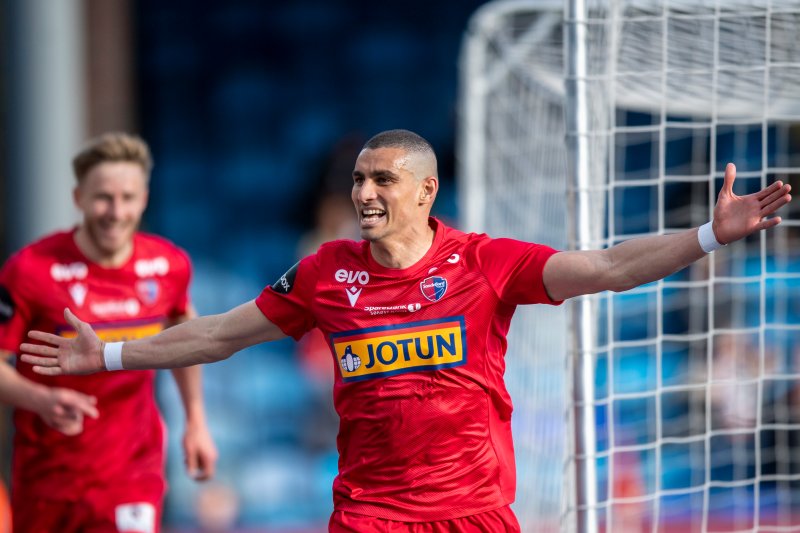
[362,209,384,216]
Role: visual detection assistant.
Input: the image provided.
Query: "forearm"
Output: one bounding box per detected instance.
[604,227,706,292]
[117,313,239,370]
[0,355,54,412]
[545,227,708,300]
[114,300,283,371]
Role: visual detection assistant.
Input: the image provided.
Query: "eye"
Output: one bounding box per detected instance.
[353,176,364,185]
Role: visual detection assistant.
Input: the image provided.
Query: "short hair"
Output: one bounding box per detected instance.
[362,129,435,158]
[362,129,437,179]
[72,132,153,183]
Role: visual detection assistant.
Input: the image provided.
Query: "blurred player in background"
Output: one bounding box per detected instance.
[0,133,217,532]
[21,129,792,532]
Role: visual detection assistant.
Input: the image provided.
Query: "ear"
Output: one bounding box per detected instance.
[419,176,438,205]
[72,185,81,209]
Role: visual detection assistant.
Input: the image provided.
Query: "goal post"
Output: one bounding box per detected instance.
[458,1,800,531]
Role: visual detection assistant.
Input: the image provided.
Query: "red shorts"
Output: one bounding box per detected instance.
[12,479,164,533]
[329,505,521,533]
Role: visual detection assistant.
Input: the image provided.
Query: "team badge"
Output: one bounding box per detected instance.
[136,279,160,305]
[420,276,447,302]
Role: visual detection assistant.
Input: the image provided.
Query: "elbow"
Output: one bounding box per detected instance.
[606,271,641,293]
[609,281,637,293]
[202,323,237,364]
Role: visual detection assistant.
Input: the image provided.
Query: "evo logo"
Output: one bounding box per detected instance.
[335,269,369,307]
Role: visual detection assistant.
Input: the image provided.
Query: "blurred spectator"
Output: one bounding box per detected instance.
[297,193,359,261]
[710,333,765,431]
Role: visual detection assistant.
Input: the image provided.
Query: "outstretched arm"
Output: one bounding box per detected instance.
[20,300,286,375]
[544,163,792,301]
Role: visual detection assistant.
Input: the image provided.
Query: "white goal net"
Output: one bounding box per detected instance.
[458,1,800,532]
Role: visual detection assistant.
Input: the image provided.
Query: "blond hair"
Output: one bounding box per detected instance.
[72,132,153,182]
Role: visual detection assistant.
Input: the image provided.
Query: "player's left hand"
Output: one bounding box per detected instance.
[712,163,792,244]
[183,419,218,482]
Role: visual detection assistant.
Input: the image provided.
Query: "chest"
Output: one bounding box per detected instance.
[33,261,180,326]
[311,254,498,383]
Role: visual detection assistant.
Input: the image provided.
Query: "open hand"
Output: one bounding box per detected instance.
[712,163,792,244]
[20,309,105,375]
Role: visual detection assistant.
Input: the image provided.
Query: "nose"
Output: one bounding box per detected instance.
[355,179,377,203]
[106,197,123,219]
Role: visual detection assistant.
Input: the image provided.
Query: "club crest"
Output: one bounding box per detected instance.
[136,279,160,305]
[420,276,447,302]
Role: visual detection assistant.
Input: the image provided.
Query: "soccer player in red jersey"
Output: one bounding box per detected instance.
[21,130,792,532]
[0,133,217,533]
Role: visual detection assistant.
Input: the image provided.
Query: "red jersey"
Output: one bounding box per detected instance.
[255,218,561,521]
[0,229,192,501]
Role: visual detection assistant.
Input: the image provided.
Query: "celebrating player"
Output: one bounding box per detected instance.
[20,129,791,532]
[1,133,217,532]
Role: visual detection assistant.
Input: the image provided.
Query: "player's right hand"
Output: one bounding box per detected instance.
[36,387,99,436]
[19,308,105,376]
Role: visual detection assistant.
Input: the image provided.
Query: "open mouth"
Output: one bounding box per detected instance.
[360,208,386,226]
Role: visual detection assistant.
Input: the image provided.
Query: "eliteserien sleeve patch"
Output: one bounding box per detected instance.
[0,285,15,323]
[271,262,300,294]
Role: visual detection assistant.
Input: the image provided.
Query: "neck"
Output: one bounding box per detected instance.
[369,220,436,269]
[73,226,133,268]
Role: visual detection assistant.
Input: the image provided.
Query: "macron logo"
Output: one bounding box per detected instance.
[346,286,362,307]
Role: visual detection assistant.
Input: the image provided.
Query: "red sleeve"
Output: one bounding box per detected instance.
[475,237,563,306]
[0,253,36,353]
[254,255,319,340]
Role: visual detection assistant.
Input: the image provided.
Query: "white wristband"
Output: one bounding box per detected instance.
[103,341,125,371]
[698,221,724,253]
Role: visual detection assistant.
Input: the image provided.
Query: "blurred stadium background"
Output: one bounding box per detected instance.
[0,1,488,531]
[2,1,800,532]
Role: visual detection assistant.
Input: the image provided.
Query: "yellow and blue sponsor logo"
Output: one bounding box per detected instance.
[59,318,164,342]
[330,316,467,382]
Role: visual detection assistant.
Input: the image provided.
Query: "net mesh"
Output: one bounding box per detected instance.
[458,1,800,531]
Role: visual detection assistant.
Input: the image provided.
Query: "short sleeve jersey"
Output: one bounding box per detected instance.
[255,218,561,521]
[0,230,192,500]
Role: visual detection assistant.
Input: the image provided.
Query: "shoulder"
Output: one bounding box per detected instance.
[317,238,362,253]
[133,232,192,276]
[0,231,73,298]
[3,230,73,273]
[438,223,492,256]
[315,238,364,262]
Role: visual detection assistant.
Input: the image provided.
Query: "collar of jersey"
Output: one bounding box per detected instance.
[362,217,445,277]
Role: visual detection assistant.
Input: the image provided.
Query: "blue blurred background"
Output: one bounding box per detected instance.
[0,1,487,531]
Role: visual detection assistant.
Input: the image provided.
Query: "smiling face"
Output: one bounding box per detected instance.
[351,146,437,245]
[73,161,149,264]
